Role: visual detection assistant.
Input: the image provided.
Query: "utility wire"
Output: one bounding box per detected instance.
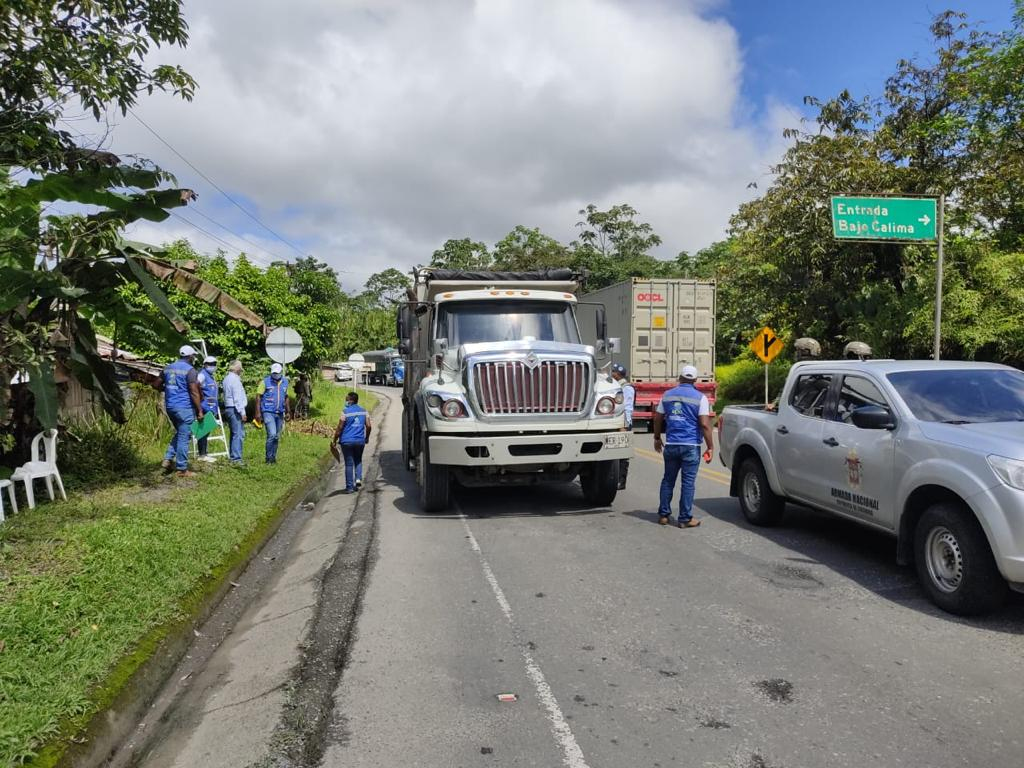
[128,109,308,259]
[186,204,291,264]
[166,210,276,268]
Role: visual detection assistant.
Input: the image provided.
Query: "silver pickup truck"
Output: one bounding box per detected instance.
[719,360,1024,615]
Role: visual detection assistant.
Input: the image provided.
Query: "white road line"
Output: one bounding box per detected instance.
[457,508,591,768]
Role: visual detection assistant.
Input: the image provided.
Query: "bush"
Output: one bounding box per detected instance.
[716,356,791,409]
[60,416,144,490]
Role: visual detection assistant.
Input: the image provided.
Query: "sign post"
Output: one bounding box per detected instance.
[831,194,944,358]
[749,326,783,406]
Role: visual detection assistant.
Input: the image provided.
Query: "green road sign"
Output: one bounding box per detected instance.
[831,196,937,241]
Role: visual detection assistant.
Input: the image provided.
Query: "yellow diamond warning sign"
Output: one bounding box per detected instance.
[750,327,783,364]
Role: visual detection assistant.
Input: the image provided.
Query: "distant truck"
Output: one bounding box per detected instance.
[719,359,1024,615]
[578,278,716,430]
[388,356,405,387]
[397,268,631,512]
[360,350,394,386]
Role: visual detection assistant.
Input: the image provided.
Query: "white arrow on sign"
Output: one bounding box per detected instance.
[919,215,931,226]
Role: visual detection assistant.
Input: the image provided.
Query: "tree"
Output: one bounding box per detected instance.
[0,0,196,171]
[430,238,491,270]
[491,225,568,271]
[363,267,411,308]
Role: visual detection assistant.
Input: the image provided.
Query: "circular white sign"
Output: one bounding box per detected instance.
[266,326,303,364]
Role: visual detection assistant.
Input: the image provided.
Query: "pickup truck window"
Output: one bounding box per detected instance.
[437,300,581,346]
[887,368,1024,423]
[789,373,832,418]
[835,376,890,423]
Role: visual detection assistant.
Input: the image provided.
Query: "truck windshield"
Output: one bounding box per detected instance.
[887,369,1024,423]
[437,300,580,346]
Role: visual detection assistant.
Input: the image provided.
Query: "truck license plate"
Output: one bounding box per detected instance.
[604,433,629,449]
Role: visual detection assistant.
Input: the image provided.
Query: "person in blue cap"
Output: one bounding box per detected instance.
[196,355,220,462]
[255,363,289,464]
[160,345,203,477]
[610,363,634,490]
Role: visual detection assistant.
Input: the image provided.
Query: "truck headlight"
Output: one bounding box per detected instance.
[987,455,1024,490]
[595,396,617,416]
[441,399,467,418]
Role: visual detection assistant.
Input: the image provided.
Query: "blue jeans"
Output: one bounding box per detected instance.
[341,443,365,490]
[658,444,701,521]
[164,408,195,471]
[263,411,284,462]
[226,407,245,463]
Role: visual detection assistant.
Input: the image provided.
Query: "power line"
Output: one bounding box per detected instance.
[186,204,292,264]
[128,109,309,259]
[165,210,276,268]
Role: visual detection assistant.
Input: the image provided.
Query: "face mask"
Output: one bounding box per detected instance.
[271,373,282,381]
[205,365,216,372]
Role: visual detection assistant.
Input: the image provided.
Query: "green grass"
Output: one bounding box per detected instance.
[0,380,375,766]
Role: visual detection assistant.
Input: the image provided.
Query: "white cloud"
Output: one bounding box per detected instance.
[104,0,793,289]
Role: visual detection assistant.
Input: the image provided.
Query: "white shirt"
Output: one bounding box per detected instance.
[620,381,635,427]
[222,371,247,413]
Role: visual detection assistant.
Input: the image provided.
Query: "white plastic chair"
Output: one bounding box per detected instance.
[0,478,16,522]
[12,429,67,509]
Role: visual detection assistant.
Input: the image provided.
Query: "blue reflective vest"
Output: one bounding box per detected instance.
[260,375,289,414]
[340,404,367,444]
[660,383,703,445]
[198,369,219,414]
[163,359,194,412]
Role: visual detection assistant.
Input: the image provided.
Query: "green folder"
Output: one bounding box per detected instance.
[190,412,217,440]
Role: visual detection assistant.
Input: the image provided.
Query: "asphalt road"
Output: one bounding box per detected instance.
[319,396,1024,768]
[130,391,1024,768]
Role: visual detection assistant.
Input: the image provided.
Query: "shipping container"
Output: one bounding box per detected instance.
[579,278,717,430]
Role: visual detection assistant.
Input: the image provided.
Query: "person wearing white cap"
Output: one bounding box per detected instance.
[160,345,203,476]
[255,362,290,464]
[652,364,714,527]
[195,356,220,462]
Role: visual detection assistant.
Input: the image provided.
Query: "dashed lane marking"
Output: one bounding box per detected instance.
[457,504,591,768]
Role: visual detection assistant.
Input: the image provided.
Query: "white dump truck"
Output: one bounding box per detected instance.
[397,268,632,512]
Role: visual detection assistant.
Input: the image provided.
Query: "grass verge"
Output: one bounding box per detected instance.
[0,381,376,767]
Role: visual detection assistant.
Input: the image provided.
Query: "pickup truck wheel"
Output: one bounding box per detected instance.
[737,458,784,526]
[417,436,451,513]
[914,503,1007,615]
[581,461,618,506]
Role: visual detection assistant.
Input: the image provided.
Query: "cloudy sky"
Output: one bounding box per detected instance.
[85,0,1012,291]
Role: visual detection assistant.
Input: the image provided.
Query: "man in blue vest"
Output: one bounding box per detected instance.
[332,391,372,493]
[255,363,289,464]
[160,345,203,477]
[653,364,714,527]
[196,355,220,462]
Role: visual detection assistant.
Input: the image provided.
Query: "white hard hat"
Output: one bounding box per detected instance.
[204,355,217,364]
[680,364,699,380]
[270,363,283,374]
[179,344,198,357]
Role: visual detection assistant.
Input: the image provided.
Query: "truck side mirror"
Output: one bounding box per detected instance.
[850,405,895,430]
[398,341,410,355]
[596,306,608,344]
[433,337,449,356]
[608,337,621,353]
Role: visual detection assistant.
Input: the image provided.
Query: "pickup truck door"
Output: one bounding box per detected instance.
[818,374,896,529]
[776,372,833,508]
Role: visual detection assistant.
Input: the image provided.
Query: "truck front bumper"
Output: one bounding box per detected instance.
[428,431,633,467]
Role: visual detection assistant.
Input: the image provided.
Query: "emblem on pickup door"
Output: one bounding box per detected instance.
[845,449,863,489]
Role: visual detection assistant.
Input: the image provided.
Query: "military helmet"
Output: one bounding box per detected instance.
[843,341,872,360]
[793,337,821,360]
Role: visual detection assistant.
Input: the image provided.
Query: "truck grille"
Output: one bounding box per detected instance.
[472,360,590,415]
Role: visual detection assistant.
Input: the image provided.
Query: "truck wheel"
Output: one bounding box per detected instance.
[581,461,618,506]
[913,502,1007,615]
[737,457,784,526]
[417,435,450,513]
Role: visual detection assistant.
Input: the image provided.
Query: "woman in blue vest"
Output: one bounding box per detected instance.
[255,363,289,464]
[160,345,203,476]
[196,356,220,462]
[332,391,372,493]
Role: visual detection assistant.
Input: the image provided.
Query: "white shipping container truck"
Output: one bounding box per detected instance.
[579,278,717,430]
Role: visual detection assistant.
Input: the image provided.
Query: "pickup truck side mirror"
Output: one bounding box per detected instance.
[850,405,896,430]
